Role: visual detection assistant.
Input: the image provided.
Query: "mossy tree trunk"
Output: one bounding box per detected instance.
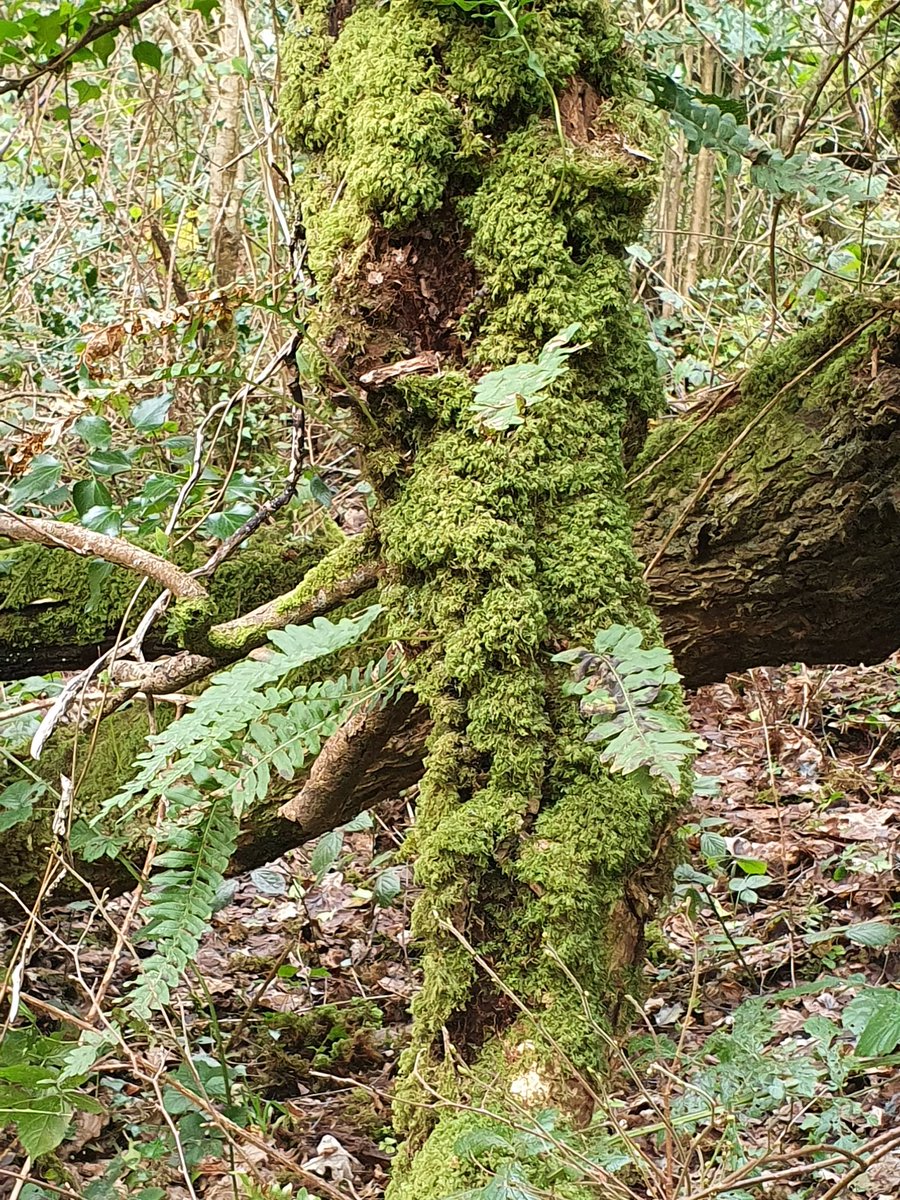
[282,1,685,1193]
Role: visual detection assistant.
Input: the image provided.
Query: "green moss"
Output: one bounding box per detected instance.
[251,999,384,1080]
[630,295,891,512]
[0,706,171,895]
[0,530,328,666]
[205,532,361,654]
[282,1,687,1193]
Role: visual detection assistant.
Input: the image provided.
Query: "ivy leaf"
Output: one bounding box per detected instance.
[129,393,171,431]
[87,449,132,476]
[5,455,63,508]
[73,414,112,449]
[132,40,163,72]
[0,780,46,832]
[72,477,113,516]
[311,830,343,881]
[201,504,254,540]
[471,325,587,432]
[80,505,122,536]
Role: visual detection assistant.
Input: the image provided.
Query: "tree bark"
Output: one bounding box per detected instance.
[634,297,900,684]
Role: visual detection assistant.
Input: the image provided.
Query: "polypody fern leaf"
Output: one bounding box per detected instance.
[554,623,698,793]
[471,324,587,431]
[129,795,239,1017]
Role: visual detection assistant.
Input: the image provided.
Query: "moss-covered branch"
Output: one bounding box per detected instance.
[0,528,335,678]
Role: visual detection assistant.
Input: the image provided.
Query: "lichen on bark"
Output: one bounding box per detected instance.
[282,0,689,1192]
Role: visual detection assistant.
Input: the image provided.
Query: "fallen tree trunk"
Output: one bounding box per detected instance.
[3,306,898,685]
[636,298,900,684]
[2,300,899,920]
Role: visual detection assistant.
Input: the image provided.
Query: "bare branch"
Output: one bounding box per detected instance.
[278,691,419,829]
[0,511,207,600]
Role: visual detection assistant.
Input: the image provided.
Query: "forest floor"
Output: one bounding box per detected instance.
[2,659,899,1200]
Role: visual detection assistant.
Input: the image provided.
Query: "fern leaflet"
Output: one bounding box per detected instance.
[77,606,402,1014]
[553,624,698,793]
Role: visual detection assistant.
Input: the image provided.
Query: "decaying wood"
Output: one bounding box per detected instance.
[278,690,419,829]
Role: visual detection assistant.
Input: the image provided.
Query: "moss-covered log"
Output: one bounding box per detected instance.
[636,296,900,683]
[4,305,899,684]
[0,529,333,678]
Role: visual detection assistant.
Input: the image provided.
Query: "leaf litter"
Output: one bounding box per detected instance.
[1,659,898,1198]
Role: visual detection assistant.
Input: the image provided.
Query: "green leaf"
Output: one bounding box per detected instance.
[129,393,171,431]
[455,1127,514,1160]
[308,472,332,508]
[373,868,401,907]
[72,80,103,103]
[250,867,287,896]
[0,1084,72,1157]
[91,31,117,66]
[133,40,163,72]
[73,415,112,450]
[845,921,899,948]
[80,505,122,536]
[700,832,728,860]
[72,477,113,516]
[311,830,343,881]
[87,449,133,476]
[5,455,63,508]
[0,780,46,833]
[342,811,374,832]
[471,325,587,431]
[201,504,254,539]
[843,988,900,1057]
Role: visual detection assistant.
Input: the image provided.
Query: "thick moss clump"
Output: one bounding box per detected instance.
[282,2,687,1195]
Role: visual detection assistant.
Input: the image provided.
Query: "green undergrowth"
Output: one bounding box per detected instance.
[247,999,385,1091]
[283,1,691,1194]
[0,706,170,899]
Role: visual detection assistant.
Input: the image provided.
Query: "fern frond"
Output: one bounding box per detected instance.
[81,607,402,1015]
[554,623,698,793]
[92,605,385,829]
[128,795,239,1016]
[471,325,587,431]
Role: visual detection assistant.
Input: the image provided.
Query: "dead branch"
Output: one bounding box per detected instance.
[0,512,207,600]
[279,691,419,830]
